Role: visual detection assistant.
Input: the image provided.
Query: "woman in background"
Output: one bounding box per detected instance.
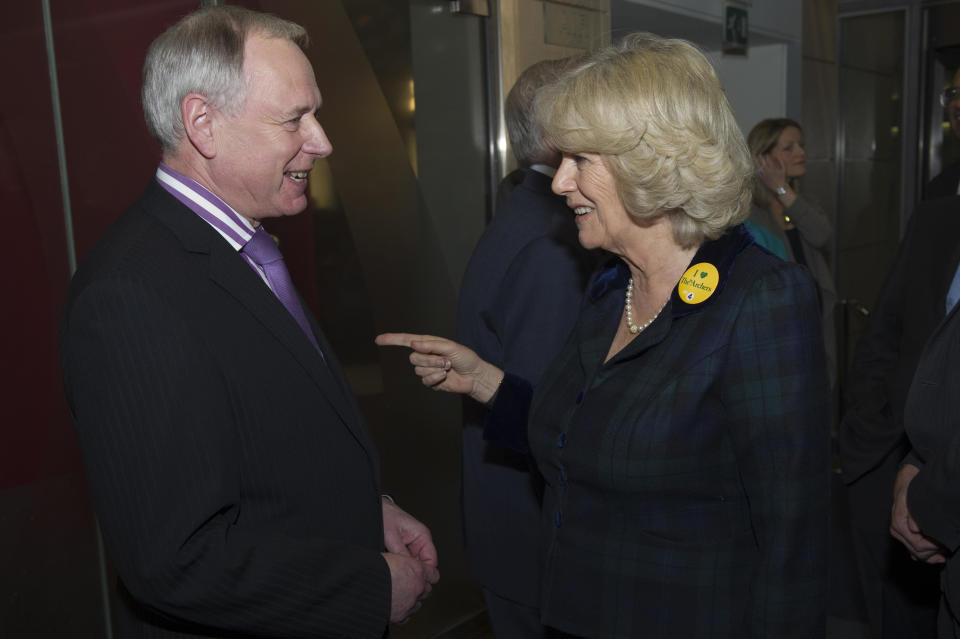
[747,118,837,386]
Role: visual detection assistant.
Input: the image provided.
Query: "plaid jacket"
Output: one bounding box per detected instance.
[526,226,830,638]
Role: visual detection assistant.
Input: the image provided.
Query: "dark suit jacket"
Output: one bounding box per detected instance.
[840,195,960,487]
[927,164,960,200]
[61,181,390,638]
[526,228,830,637]
[456,168,593,606]
[905,295,960,619]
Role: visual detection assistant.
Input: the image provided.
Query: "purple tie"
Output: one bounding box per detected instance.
[242,228,321,354]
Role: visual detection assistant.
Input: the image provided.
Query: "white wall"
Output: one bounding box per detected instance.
[707,43,789,138]
[610,0,802,138]
[616,0,801,41]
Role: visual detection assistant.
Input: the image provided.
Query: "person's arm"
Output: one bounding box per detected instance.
[903,406,960,558]
[375,333,504,404]
[838,213,920,483]
[476,235,589,453]
[723,263,831,637]
[891,304,960,564]
[755,153,831,248]
[62,277,391,638]
[491,235,590,386]
[782,194,832,249]
[375,334,534,452]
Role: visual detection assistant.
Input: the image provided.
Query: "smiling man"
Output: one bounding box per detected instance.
[60,7,437,637]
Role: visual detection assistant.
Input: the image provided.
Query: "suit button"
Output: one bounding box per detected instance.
[555,510,563,527]
[576,390,584,404]
[558,467,566,486]
[557,433,566,448]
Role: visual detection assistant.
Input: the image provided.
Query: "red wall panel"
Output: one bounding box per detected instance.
[52,0,199,260]
[0,1,75,490]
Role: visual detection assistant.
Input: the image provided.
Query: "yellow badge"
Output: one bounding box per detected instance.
[677,262,719,304]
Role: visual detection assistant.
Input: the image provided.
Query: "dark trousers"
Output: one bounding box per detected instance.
[846,449,939,638]
[483,587,548,639]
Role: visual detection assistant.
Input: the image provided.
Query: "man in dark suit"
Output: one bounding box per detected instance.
[60,7,437,637]
[892,283,960,638]
[456,59,594,637]
[839,195,960,637]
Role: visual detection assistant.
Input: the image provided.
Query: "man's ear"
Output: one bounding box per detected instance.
[181,93,217,159]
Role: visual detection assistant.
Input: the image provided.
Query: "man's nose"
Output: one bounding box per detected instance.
[303,117,333,157]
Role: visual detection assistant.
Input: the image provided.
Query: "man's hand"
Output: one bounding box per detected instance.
[381,498,439,624]
[890,464,947,564]
[382,552,438,623]
[382,498,438,567]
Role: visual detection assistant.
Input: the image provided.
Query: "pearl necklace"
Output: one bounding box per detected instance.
[625,277,667,335]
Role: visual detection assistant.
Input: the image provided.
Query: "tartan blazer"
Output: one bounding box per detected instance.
[61,181,390,638]
[526,227,831,638]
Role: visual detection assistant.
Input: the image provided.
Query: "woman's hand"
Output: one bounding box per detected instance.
[376,333,504,404]
[755,154,788,194]
[755,153,797,211]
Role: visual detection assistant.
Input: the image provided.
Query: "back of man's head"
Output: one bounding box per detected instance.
[142,6,307,153]
[505,58,570,168]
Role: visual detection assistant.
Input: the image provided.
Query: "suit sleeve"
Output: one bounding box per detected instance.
[905,311,960,553]
[480,235,589,453]
[926,164,960,199]
[909,430,960,553]
[61,276,390,638]
[489,234,589,386]
[838,213,918,483]
[723,263,831,638]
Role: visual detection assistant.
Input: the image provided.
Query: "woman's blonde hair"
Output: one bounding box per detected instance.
[535,33,752,248]
[747,118,803,209]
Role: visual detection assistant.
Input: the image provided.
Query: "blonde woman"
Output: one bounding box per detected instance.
[381,35,829,638]
[747,118,837,386]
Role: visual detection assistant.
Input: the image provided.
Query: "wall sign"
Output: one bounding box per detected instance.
[723,4,749,54]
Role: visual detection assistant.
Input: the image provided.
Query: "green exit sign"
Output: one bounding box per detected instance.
[724,5,749,54]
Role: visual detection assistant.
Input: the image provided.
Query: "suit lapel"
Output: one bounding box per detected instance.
[145,183,375,456]
[207,232,381,452]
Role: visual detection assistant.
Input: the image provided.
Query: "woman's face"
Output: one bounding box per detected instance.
[552,152,636,253]
[769,126,806,178]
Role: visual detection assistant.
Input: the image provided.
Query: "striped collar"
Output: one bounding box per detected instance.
[155,164,256,251]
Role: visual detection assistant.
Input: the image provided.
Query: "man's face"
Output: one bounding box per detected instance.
[946,68,960,140]
[210,35,332,224]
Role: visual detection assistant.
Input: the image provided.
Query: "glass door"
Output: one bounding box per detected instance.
[835,9,905,376]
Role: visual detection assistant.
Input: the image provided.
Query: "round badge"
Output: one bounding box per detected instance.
[677,262,719,305]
